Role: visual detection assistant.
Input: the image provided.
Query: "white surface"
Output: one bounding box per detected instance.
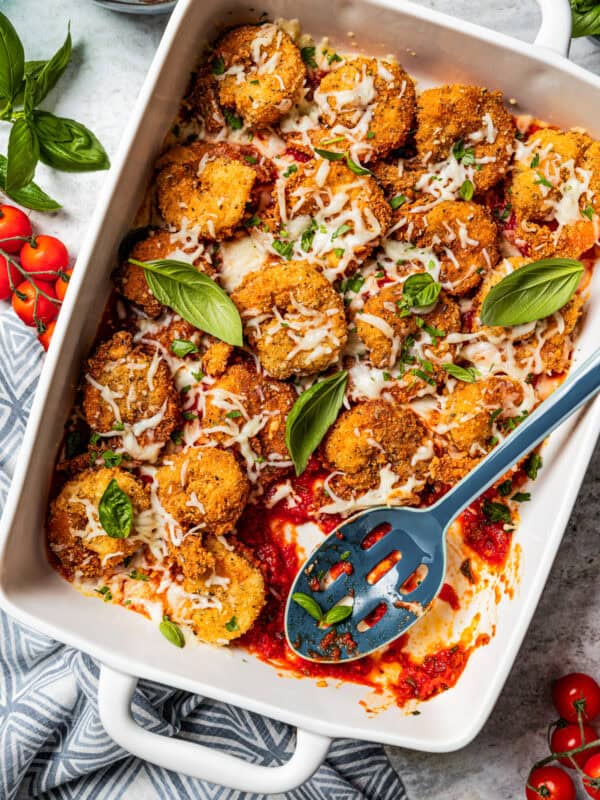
[0,0,599,796]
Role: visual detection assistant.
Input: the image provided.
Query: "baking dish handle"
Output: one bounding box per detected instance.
[534,0,572,57]
[98,664,331,793]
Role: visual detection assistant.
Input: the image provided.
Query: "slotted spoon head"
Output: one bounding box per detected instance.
[284,505,447,663]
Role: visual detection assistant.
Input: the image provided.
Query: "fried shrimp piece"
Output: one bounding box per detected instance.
[168,533,216,588]
[441,376,525,454]
[231,261,347,379]
[188,536,266,643]
[396,201,500,295]
[156,141,276,239]
[313,57,416,161]
[415,84,515,192]
[113,229,215,319]
[323,400,432,499]
[509,129,598,258]
[514,294,585,375]
[47,468,150,579]
[202,361,295,483]
[429,454,479,485]
[83,331,180,462]
[201,340,233,377]
[357,285,460,369]
[156,446,250,534]
[210,23,306,127]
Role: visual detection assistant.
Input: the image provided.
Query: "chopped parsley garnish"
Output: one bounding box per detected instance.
[512,492,531,503]
[300,46,318,68]
[332,223,351,240]
[340,551,351,560]
[498,479,513,497]
[191,370,205,382]
[482,499,511,524]
[333,247,345,258]
[301,218,318,252]
[366,130,375,139]
[283,164,298,177]
[459,179,474,201]
[244,215,261,228]
[129,569,149,581]
[244,155,258,165]
[112,421,125,431]
[95,586,113,602]
[183,411,198,421]
[524,452,543,480]
[327,51,342,64]
[171,339,199,357]
[226,410,242,419]
[102,450,122,468]
[225,616,239,632]
[583,205,594,221]
[390,194,407,210]
[90,432,101,446]
[272,239,294,259]
[171,430,183,445]
[223,108,243,130]
[534,172,553,188]
[211,56,225,75]
[530,153,540,168]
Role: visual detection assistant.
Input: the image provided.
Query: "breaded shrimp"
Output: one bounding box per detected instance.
[323,399,432,499]
[156,141,276,239]
[416,84,515,193]
[265,159,391,279]
[313,57,416,161]
[113,229,215,319]
[189,536,266,643]
[231,261,347,379]
[83,331,180,462]
[211,24,306,127]
[514,294,584,375]
[156,446,250,534]
[47,468,150,578]
[441,376,525,454]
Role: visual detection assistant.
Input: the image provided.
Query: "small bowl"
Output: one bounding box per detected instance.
[92,0,176,14]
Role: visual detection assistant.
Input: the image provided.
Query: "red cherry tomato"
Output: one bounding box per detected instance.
[20,235,69,279]
[0,254,20,300]
[0,205,32,253]
[12,280,59,330]
[584,753,600,799]
[526,766,575,800]
[550,723,600,769]
[55,268,72,302]
[38,319,56,351]
[553,674,600,723]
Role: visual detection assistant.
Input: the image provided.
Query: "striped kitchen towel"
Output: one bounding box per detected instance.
[0,309,406,800]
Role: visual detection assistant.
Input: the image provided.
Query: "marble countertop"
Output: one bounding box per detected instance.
[4,0,600,797]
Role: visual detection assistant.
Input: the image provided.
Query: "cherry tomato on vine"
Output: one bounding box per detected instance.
[553,673,600,723]
[55,269,72,302]
[12,280,59,330]
[20,235,69,278]
[583,753,600,799]
[0,254,21,301]
[526,766,575,800]
[550,723,600,769]
[38,320,56,351]
[0,205,32,253]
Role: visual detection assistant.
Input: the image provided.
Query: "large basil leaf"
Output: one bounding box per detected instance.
[24,27,71,108]
[291,592,323,622]
[130,258,243,347]
[285,371,348,476]
[6,116,38,191]
[571,0,600,36]
[403,272,441,309]
[0,13,24,107]
[159,616,185,648]
[98,478,133,539]
[0,153,61,210]
[480,258,584,327]
[33,111,110,172]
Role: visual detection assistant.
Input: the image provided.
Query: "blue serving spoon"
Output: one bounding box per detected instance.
[285,348,600,663]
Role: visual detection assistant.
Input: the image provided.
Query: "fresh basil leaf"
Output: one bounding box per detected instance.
[291,592,323,621]
[390,194,406,210]
[571,0,600,37]
[0,152,60,210]
[130,258,243,346]
[314,147,345,161]
[323,603,353,625]
[345,155,372,176]
[0,12,24,106]
[25,26,71,107]
[98,478,133,539]
[159,616,185,648]
[480,257,584,327]
[171,339,199,357]
[442,363,480,383]
[403,272,441,308]
[459,179,474,201]
[285,371,347,476]
[524,452,543,480]
[224,615,238,632]
[33,111,109,172]
[482,499,511,524]
[300,46,318,69]
[102,450,122,468]
[6,117,38,191]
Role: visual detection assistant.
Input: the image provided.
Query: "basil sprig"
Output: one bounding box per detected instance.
[570,1,600,37]
[480,258,584,327]
[442,363,480,383]
[130,258,243,347]
[98,478,133,539]
[0,13,109,209]
[159,615,185,648]
[285,371,347,476]
[291,593,354,626]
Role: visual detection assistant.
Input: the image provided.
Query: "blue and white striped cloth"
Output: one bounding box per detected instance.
[0,310,406,799]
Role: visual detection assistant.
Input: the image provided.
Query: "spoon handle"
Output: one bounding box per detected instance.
[430,347,600,524]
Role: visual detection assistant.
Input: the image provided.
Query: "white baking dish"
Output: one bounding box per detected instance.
[0,0,598,793]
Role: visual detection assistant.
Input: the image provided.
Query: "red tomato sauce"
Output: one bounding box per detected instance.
[459,489,512,566]
[236,456,485,708]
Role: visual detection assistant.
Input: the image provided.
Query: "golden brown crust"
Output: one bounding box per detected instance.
[47,468,150,578]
